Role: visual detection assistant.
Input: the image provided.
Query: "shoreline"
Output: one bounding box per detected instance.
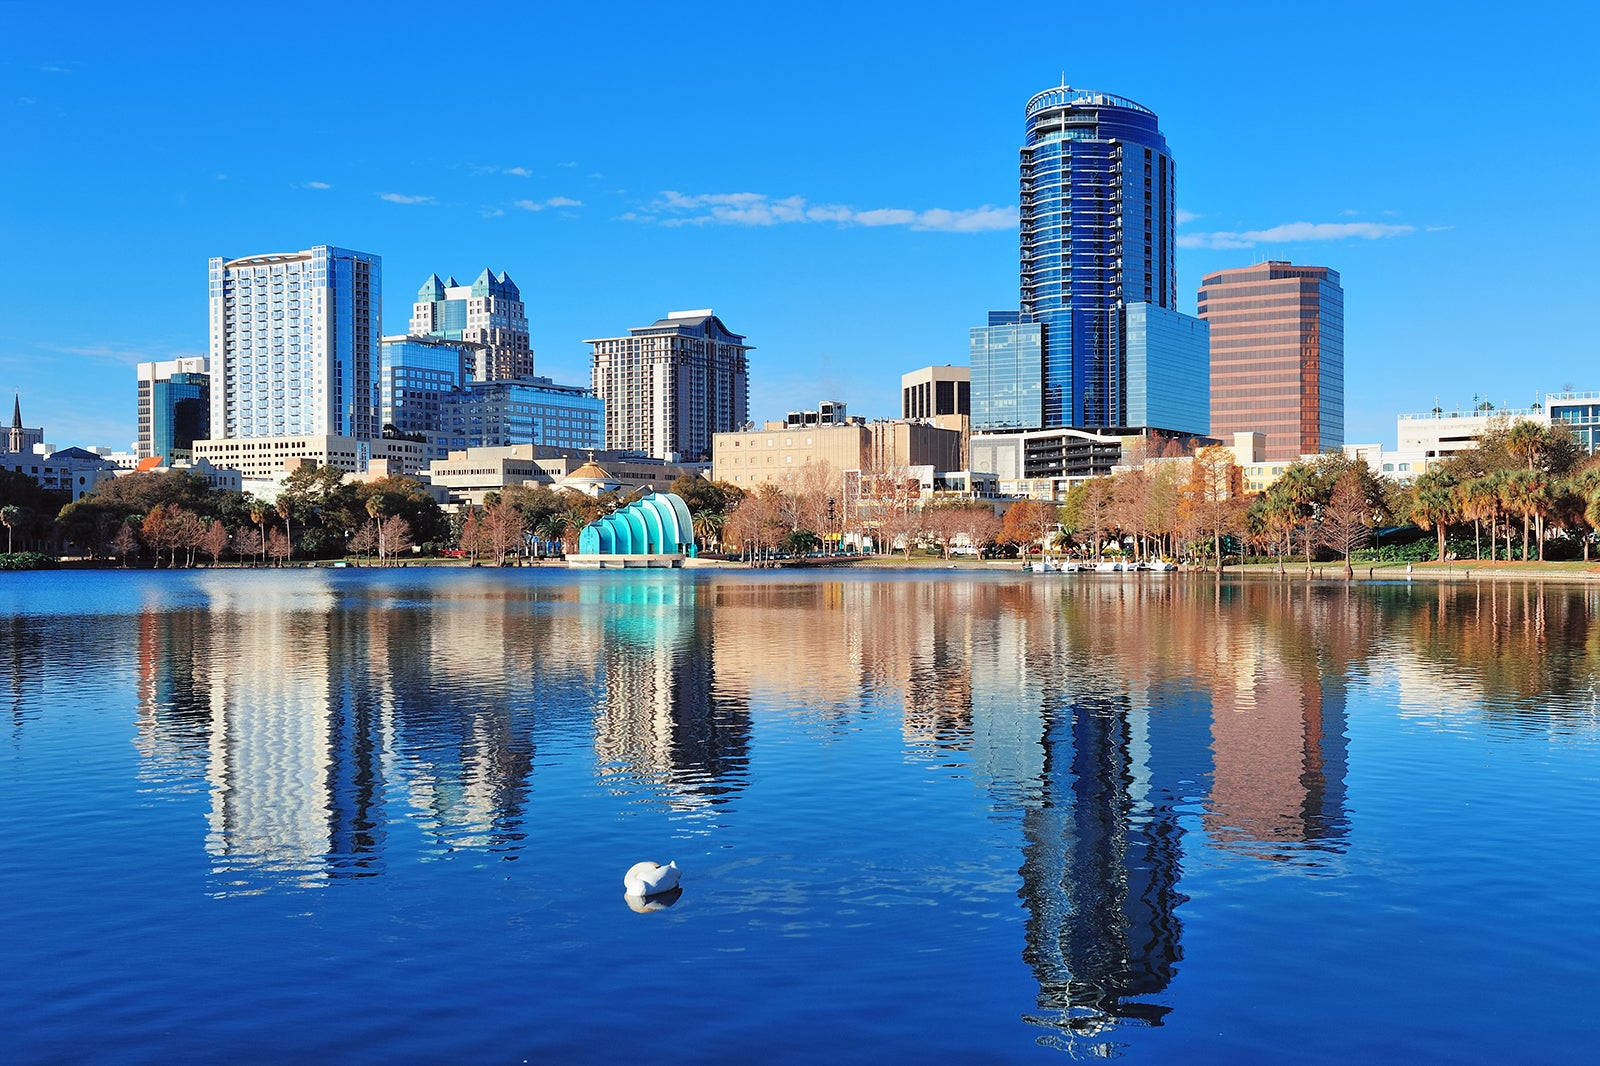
[19,554,1600,584]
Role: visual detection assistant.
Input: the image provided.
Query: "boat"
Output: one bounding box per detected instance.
[1147,560,1176,573]
[1094,561,1119,573]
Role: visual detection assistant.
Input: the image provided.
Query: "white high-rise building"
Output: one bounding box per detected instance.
[586,309,751,461]
[207,246,381,441]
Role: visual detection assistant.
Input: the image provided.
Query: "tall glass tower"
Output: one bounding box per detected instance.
[1019,84,1183,430]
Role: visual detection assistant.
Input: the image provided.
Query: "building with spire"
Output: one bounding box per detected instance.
[5,394,44,455]
[410,270,533,381]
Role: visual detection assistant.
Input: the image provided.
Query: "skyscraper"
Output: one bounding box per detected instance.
[137,357,210,461]
[410,270,533,381]
[1199,262,1344,460]
[587,309,751,461]
[207,246,380,441]
[996,83,1206,435]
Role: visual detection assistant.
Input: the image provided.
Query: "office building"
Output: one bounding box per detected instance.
[587,309,751,462]
[902,366,970,422]
[207,245,381,441]
[977,84,1207,437]
[971,312,1044,432]
[437,379,603,454]
[972,425,1206,500]
[1547,391,1600,452]
[379,335,482,438]
[1199,262,1344,461]
[410,270,533,382]
[136,357,210,461]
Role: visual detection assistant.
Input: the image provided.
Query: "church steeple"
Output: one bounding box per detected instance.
[10,392,20,431]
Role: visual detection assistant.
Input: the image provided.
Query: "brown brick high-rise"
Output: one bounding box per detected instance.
[1198,262,1344,461]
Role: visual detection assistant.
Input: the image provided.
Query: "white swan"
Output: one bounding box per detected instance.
[623,860,680,897]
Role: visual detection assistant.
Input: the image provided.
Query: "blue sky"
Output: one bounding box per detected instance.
[2,1,1595,449]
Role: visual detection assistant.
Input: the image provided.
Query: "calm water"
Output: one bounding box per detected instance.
[2,569,1597,1063]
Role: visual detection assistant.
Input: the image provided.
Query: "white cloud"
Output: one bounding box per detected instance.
[1425,224,1456,232]
[482,208,506,218]
[515,196,583,211]
[559,161,579,168]
[504,166,532,177]
[637,191,1017,233]
[379,192,434,204]
[303,181,332,190]
[1175,208,1200,225]
[1177,220,1416,250]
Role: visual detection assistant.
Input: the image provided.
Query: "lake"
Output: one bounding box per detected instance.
[1,568,1596,1062]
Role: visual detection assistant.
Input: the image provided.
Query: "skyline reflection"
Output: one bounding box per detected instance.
[36,570,1598,1044]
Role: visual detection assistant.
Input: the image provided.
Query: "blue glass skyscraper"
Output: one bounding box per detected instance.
[1012,83,1204,434]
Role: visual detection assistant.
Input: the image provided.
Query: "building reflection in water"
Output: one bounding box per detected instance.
[114,570,1600,1040]
[589,578,750,813]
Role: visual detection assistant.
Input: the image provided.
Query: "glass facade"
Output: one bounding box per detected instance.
[1021,86,1176,429]
[971,311,1044,431]
[1198,262,1344,460]
[137,358,210,460]
[380,336,474,441]
[437,379,603,455]
[208,246,380,441]
[1549,395,1600,452]
[1125,303,1209,436]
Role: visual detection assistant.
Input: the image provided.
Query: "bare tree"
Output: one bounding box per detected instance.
[381,515,415,561]
[1183,446,1245,572]
[202,519,229,566]
[1318,470,1374,579]
[266,527,291,567]
[481,500,524,565]
[111,523,141,567]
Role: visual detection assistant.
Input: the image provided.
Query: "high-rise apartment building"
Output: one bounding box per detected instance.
[137,357,210,461]
[207,246,380,441]
[1199,262,1344,460]
[587,309,752,461]
[410,270,533,381]
[992,83,1206,436]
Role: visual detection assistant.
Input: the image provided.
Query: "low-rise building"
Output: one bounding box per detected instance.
[3,445,119,501]
[192,434,429,481]
[972,426,1209,500]
[426,446,701,507]
[712,419,963,491]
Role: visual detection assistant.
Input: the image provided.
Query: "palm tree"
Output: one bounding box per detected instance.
[0,504,18,554]
[366,494,387,562]
[1503,469,1550,560]
[1410,469,1458,563]
[1506,419,1547,472]
[692,510,727,553]
[1459,477,1498,561]
[276,498,293,565]
[1277,463,1322,576]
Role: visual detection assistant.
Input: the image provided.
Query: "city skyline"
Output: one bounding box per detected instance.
[2,3,1594,451]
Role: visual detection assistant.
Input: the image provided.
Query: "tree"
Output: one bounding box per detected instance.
[481,499,525,565]
[111,522,141,567]
[951,505,1003,558]
[1318,470,1375,579]
[1410,469,1459,563]
[998,499,1057,555]
[381,515,414,561]
[202,519,228,566]
[1276,461,1324,576]
[1503,468,1551,560]
[266,527,291,566]
[276,497,294,564]
[1184,446,1244,573]
[0,504,17,554]
[347,525,376,561]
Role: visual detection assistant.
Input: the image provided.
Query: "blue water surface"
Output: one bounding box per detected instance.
[1,569,1596,1063]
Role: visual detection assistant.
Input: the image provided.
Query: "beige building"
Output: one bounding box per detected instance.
[426,445,701,507]
[712,420,962,491]
[901,365,971,466]
[193,434,428,481]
